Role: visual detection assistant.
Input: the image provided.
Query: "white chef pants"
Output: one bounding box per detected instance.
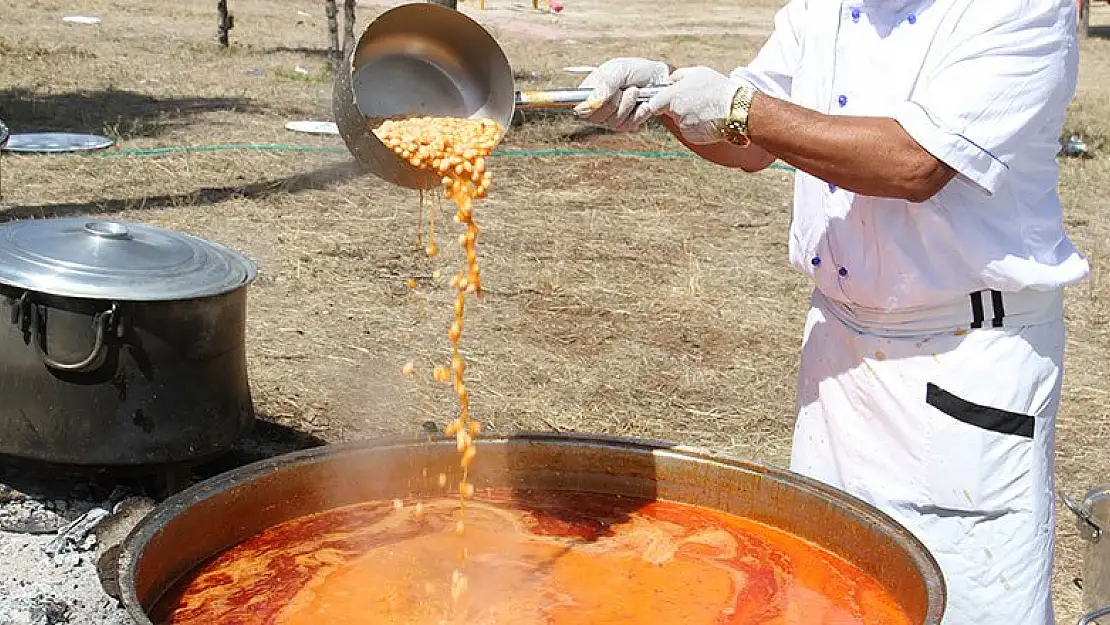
[791,288,1065,625]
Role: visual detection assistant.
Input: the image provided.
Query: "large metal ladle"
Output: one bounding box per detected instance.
[332,2,661,190]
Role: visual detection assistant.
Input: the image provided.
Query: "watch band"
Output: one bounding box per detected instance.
[719,84,756,147]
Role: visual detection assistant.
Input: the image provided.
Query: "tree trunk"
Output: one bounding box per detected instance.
[1080,0,1091,40]
[325,0,341,67]
[342,0,357,56]
[426,0,458,9]
[217,0,233,46]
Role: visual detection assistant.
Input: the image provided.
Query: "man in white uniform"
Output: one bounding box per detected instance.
[575,1,1088,623]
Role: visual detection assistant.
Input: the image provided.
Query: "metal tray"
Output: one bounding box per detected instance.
[2,132,114,154]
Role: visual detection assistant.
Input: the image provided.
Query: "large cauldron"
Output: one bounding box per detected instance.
[119,433,947,623]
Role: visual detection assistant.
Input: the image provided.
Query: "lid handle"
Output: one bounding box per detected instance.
[84,221,132,240]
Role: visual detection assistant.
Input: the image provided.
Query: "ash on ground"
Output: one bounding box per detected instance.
[0,421,328,625]
[0,466,138,625]
[0,532,131,625]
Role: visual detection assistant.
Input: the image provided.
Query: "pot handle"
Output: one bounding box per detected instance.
[1062,490,1103,543]
[30,302,119,373]
[1079,605,1110,625]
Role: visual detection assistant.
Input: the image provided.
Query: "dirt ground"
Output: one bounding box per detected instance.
[0,0,1108,621]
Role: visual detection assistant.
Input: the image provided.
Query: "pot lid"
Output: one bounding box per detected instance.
[0,218,258,301]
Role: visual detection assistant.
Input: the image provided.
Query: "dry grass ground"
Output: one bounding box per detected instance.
[0,0,1107,620]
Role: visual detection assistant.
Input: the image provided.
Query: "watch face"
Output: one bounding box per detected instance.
[721,119,749,147]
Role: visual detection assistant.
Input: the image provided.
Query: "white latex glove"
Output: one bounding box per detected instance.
[632,66,749,145]
[573,58,671,132]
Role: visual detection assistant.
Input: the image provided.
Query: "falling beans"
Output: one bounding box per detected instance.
[434,366,451,384]
[375,115,502,606]
[451,568,468,602]
[460,445,477,469]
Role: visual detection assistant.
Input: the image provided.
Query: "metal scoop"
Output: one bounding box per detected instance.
[332,2,661,190]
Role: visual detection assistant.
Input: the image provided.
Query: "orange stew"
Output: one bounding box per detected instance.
[154,490,912,625]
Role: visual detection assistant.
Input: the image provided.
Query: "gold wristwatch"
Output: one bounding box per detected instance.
[718,84,756,147]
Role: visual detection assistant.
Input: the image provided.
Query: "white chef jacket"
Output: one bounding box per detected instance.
[730,0,1089,312]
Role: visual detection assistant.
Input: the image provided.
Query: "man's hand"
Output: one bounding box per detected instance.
[573,58,671,131]
[633,66,746,145]
[575,61,778,173]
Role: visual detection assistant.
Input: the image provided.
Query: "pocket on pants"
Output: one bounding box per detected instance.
[925,383,1035,513]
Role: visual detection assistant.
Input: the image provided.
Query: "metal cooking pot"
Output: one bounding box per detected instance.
[0,218,257,467]
[119,433,946,624]
[1063,488,1110,624]
[333,2,661,190]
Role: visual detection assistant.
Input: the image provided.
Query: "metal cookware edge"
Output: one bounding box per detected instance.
[119,432,946,624]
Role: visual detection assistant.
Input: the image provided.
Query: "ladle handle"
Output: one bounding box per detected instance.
[515,86,666,110]
[1078,605,1110,625]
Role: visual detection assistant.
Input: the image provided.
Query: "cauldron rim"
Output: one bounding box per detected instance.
[118,432,946,624]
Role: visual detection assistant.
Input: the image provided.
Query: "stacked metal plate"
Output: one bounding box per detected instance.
[1,132,113,154]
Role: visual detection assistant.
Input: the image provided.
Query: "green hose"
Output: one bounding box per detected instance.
[92,144,348,157]
[83,143,799,173]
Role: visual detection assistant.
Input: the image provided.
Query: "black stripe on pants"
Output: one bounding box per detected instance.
[970,291,985,329]
[990,290,1006,328]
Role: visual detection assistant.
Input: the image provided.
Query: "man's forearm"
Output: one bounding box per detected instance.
[662,116,777,172]
[747,92,956,202]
